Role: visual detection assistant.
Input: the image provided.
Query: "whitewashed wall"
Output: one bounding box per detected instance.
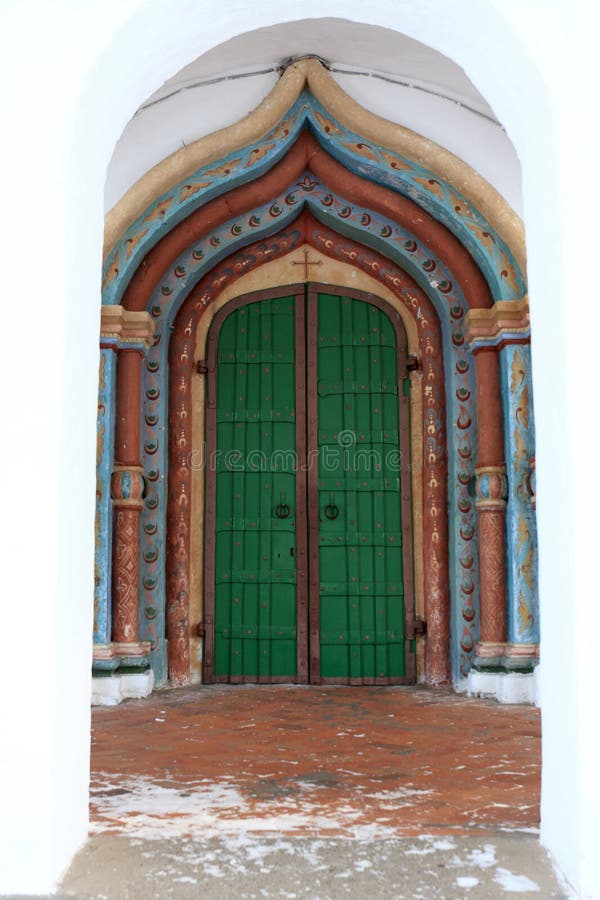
[0,2,598,896]
[105,23,523,216]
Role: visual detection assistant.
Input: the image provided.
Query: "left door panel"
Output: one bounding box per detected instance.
[204,288,307,683]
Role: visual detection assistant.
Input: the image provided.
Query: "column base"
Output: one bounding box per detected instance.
[503,642,539,670]
[474,641,506,668]
[93,641,151,674]
[466,667,540,705]
[473,641,539,672]
[91,669,155,706]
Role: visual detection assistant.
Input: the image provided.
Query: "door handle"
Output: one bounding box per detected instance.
[324,491,340,520]
[274,492,291,519]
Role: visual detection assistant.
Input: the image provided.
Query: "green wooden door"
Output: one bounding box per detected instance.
[204,285,414,684]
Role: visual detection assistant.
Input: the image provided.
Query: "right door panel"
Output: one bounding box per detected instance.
[307,288,415,683]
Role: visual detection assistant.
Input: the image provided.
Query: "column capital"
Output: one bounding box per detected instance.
[100,305,155,352]
[465,295,530,350]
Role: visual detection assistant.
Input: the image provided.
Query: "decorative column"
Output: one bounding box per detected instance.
[466,298,539,670]
[94,345,117,651]
[473,347,508,665]
[93,306,155,676]
[501,339,539,668]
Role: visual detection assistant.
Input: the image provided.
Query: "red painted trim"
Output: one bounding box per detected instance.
[122,132,492,313]
[475,350,504,468]
[472,337,531,353]
[114,350,143,467]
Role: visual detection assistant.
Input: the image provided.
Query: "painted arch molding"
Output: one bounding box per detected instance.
[96,58,538,689]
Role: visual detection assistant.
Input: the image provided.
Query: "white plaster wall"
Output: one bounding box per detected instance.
[105,23,523,216]
[0,1,598,896]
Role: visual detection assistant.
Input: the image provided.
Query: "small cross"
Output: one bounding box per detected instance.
[291,247,323,280]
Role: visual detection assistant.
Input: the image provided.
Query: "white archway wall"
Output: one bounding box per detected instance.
[104,21,523,216]
[0,2,599,896]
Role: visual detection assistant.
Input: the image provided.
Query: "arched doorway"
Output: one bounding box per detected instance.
[5,5,598,894]
[202,284,415,684]
[96,64,536,697]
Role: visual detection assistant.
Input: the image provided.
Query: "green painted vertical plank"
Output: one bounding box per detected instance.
[232,304,247,677]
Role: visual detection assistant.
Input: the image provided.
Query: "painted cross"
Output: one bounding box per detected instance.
[292,247,323,280]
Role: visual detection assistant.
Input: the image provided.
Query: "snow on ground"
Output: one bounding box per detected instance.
[493,867,540,892]
[87,778,552,896]
[90,774,406,840]
[90,772,438,840]
[91,774,556,897]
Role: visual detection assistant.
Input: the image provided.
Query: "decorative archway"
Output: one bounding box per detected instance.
[94,60,537,700]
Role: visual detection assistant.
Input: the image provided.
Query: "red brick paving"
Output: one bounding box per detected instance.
[90,685,540,837]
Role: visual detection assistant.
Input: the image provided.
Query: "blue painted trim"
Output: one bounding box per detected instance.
[500,343,539,644]
[94,347,116,644]
[102,91,524,309]
[100,335,152,354]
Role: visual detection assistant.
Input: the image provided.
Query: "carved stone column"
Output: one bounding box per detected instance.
[94,346,117,649]
[473,347,508,665]
[475,463,508,660]
[111,349,148,659]
[465,298,539,671]
[94,306,155,675]
[111,463,145,644]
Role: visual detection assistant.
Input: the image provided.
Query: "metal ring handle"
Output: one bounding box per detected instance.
[324,491,339,520]
[274,492,291,519]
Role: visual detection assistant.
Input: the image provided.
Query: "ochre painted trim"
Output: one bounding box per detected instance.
[100,305,155,348]
[465,296,530,345]
[104,58,525,276]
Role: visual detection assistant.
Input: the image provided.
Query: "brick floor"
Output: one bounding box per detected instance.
[90,685,540,838]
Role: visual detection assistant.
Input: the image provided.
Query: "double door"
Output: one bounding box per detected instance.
[203,284,415,684]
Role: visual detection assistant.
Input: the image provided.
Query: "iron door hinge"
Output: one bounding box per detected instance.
[406,355,420,373]
[196,361,209,374]
[197,616,213,637]
[414,617,427,636]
